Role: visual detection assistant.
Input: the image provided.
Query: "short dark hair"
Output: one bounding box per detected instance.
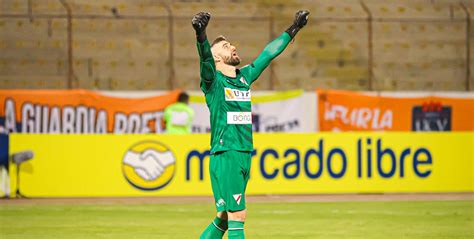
[211,35,227,47]
[178,92,189,103]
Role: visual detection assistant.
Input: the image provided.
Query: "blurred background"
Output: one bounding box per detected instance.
[0,0,472,91]
[0,1,473,238]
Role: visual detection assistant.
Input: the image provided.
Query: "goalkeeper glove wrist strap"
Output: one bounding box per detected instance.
[196,31,207,43]
[285,24,300,39]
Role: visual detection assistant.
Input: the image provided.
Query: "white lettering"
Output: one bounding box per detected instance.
[423,120,431,130]
[113,113,128,133]
[437,119,448,130]
[42,106,49,133]
[88,108,96,133]
[62,107,75,133]
[324,103,393,130]
[21,103,34,133]
[128,114,141,134]
[334,105,349,124]
[5,99,17,133]
[154,112,164,133]
[349,108,357,126]
[141,113,154,133]
[356,108,371,129]
[324,102,333,120]
[49,107,61,133]
[371,108,380,129]
[96,110,107,133]
[380,110,393,129]
[34,105,41,133]
[227,112,252,124]
[76,106,88,133]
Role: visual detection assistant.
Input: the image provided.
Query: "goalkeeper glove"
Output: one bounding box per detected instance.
[286,10,310,38]
[192,12,211,43]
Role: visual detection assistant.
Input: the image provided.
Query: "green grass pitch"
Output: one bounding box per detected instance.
[1,200,473,239]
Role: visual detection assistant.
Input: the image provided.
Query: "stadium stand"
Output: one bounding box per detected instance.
[0,0,472,91]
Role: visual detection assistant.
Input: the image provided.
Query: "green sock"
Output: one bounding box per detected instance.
[199,217,228,239]
[228,220,245,239]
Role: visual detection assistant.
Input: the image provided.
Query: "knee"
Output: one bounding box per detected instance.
[216,211,228,220]
[228,209,246,222]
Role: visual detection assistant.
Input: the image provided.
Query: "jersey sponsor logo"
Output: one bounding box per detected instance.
[122,141,176,191]
[227,112,252,124]
[224,88,251,102]
[233,194,242,205]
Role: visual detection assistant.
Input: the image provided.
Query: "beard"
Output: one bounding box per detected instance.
[223,54,241,66]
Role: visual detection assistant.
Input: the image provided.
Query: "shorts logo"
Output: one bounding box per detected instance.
[122,141,176,191]
[227,112,252,125]
[216,198,226,207]
[225,88,251,102]
[233,194,242,205]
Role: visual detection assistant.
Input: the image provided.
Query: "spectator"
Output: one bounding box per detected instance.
[163,92,195,134]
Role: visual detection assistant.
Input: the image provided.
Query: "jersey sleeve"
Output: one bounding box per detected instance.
[240,32,292,84]
[196,39,216,92]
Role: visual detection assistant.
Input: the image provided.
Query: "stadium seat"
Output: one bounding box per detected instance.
[1,0,28,14]
[30,0,65,15]
[0,75,65,89]
[0,0,470,90]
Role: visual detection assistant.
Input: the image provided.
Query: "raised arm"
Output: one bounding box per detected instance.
[192,12,215,92]
[241,10,310,84]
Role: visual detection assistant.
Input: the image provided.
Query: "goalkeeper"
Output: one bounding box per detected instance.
[193,10,309,239]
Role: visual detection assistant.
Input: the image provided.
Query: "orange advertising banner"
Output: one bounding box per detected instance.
[0,90,181,134]
[317,90,474,132]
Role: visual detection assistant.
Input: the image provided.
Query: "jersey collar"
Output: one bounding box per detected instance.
[219,69,248,88]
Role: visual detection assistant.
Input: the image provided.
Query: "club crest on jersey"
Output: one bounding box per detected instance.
[225,88,251,102]
[233,194,242,205]
[239,77,249,86]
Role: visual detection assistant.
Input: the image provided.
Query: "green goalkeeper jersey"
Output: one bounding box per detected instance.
[197,32,292,153]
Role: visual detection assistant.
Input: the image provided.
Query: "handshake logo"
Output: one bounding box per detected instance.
[122,141,176,191]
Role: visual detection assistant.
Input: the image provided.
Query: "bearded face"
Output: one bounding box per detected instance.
[223,52,241,66]
[212,40,241,66]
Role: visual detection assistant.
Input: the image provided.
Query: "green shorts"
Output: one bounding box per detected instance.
[210,150,251,212]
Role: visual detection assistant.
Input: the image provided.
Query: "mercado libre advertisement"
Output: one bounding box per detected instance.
[9,132,473,197]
